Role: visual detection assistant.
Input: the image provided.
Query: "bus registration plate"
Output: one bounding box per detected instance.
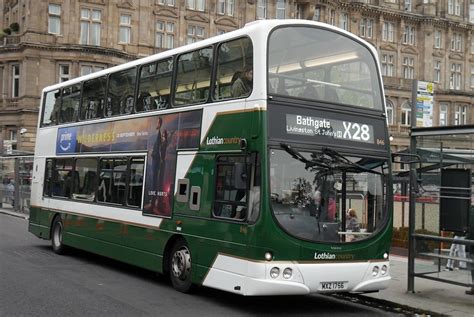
[319,281,348,291]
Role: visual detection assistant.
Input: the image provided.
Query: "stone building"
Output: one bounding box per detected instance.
[1,0,473,155]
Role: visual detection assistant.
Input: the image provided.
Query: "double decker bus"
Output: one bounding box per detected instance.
[29,20,392,295]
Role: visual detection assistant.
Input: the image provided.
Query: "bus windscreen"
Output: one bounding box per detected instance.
[268,26,383,111]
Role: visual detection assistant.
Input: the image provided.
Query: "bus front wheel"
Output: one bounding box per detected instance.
[169,239,193,293]
[51,216,66,254]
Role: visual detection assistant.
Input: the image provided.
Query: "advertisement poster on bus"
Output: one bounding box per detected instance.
[56,118,151,154]
[143,111,201,217]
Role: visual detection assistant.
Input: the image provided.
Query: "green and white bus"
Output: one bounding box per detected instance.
[29,20,392,295]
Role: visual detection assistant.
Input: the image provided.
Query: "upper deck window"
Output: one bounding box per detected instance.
[268,26,383,111]
[107,67,137,116]
[214,37,253,100]
[42,89,61,126]
[174,47,213,106]
[137,58,173,112]
[80,76,107,120]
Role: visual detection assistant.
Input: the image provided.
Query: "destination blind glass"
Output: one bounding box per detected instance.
[268,104,388,151]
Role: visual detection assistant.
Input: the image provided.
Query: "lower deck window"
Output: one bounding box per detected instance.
[43,156,145,209]
[213,155,248,221]
[73,158,98,201]
[98,158,127,205]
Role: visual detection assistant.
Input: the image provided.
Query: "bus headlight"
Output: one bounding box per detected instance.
[270,267,280,279]
[372,266,379,277]
[381,265,388,276]
[283,268,293,279]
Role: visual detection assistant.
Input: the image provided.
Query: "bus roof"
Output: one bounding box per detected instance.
[41,19,376,94]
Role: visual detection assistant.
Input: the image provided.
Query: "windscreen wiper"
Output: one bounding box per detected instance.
[280,143,330,169]
[280,143,383,175]
[318,147,383,175]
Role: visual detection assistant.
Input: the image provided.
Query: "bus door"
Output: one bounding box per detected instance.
[174,152,250,277]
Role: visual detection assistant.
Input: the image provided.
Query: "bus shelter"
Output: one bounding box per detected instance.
[0,155,33,214]
[404,125,473,295]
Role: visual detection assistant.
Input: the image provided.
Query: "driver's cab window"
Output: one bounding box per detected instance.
[213,156,248,221]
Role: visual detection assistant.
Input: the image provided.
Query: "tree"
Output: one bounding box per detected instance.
[10,23,19,33]
[292,177,312,207]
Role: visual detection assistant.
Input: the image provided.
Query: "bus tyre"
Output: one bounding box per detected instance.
[51,216,66,255]
[169,239,193,293]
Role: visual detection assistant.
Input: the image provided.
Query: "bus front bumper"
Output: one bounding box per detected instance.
[202,254,391,296]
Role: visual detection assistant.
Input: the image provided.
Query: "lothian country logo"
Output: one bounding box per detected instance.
[206,136,240,146]
[314,252,336,260]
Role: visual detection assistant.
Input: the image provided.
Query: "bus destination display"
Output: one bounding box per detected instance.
[268,104,387,151]
[286,114,374,144]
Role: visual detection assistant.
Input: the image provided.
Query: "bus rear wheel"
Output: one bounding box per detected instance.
[169,239,193,293]
[51,216,66,254]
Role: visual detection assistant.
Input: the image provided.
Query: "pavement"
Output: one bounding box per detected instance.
[361,255,474,316]
[1,207,473,316]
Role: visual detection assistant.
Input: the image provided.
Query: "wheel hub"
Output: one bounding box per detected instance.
[171,247,191,280]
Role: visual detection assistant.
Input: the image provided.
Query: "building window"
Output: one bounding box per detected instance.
[9,129,17,143]
[257,0,267,19]
[59,64,70,82]
[403,25,415,45]
[276,0,286,19]
[186,25,205,44]
[456,0,462,15]
[217,0,234,16]
[402,57,414,79]
[119,14,131,44]
[382,22,395,42]
[434,30,442,48]
[157,0,175,6]
[401,102,411,126]
[381,54,394,77]
[80,65,105,76]
[404,0,412,11]
[454,105,468,125]
[450,63,462,90]
[434,60,441,83]
[12,64,20,98]
[339,12,349,30]
[295,4,304,19]
[471,65,474,88]
[470,3,474,23]
[439,103,448,126]
[80,8,101,46]
[360,18,373,39]
[329,10,336,26]
[156,21,175,49]
[48,4,61,34]
[314,7,321,21]
[451,33,462,51]
[386,99,394,125]
[187,0,205,11]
